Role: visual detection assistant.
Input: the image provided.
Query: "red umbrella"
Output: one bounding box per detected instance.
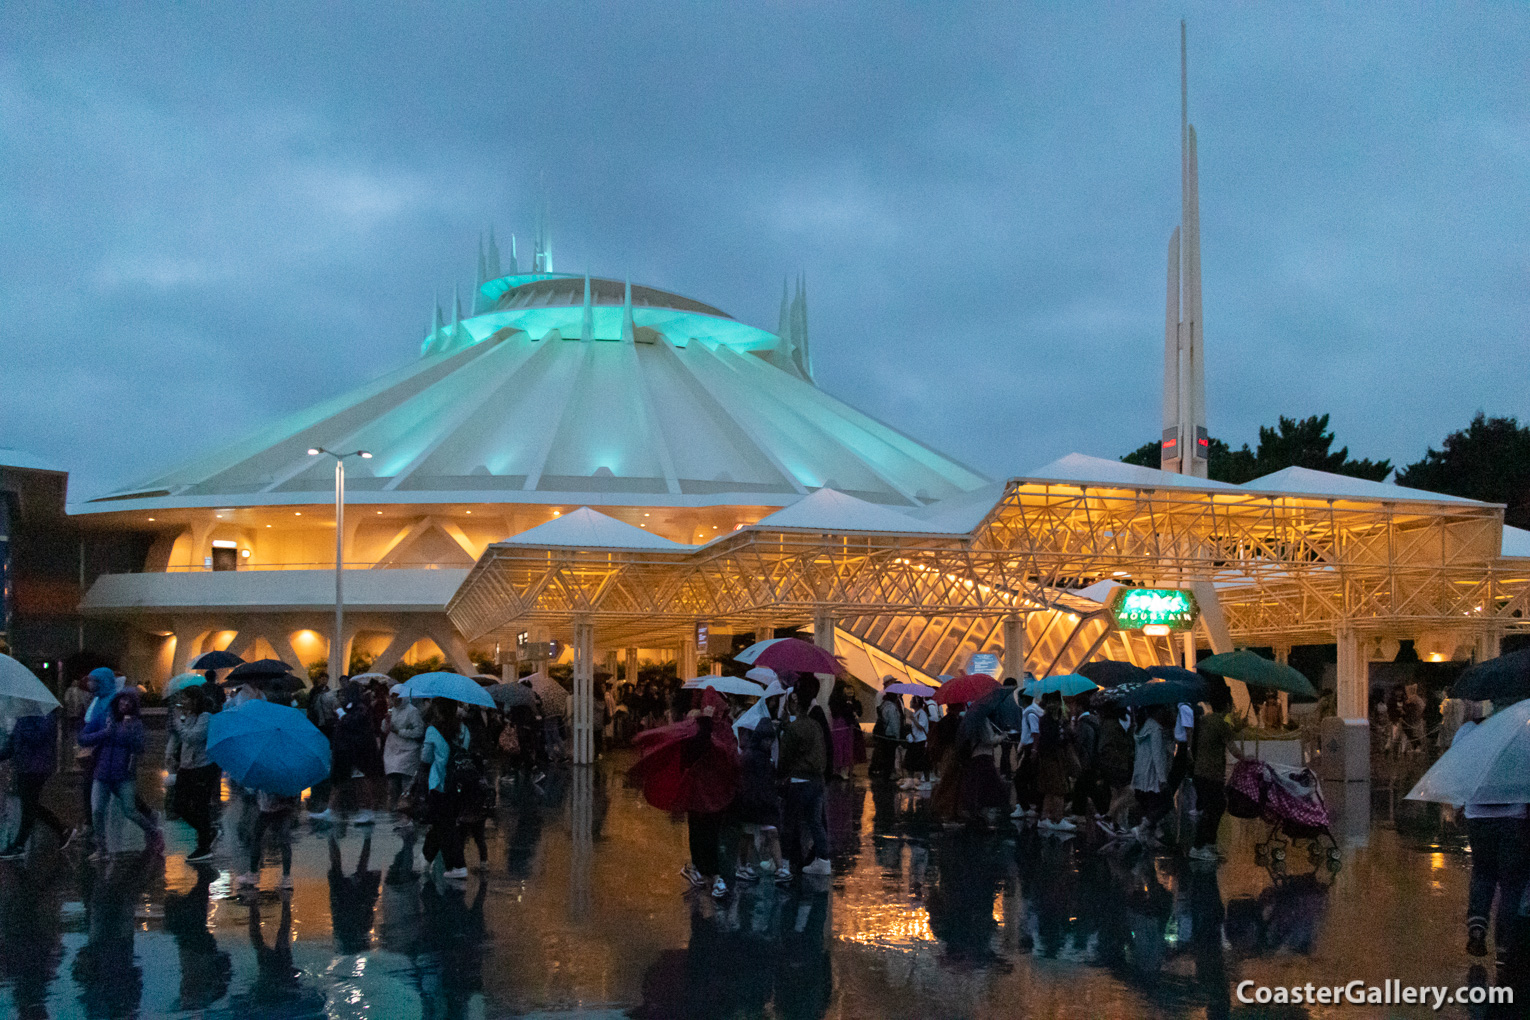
[932,673,1000,705]
[750,637,842,676]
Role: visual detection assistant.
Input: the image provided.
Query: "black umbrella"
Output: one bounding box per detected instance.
[191,649,245,670]
[959,685,1024,741]
[1077,660,1151,688]
[1098,678,1202,708]
[1453,649,1530,703]
[223,658,296,686]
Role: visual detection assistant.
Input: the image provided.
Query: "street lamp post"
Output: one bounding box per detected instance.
[308,447,371,679]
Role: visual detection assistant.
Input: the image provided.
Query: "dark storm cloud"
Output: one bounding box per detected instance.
[2,2,1526,497]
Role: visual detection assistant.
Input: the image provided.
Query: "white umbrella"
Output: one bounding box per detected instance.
[0,653,63,718]
[1406,701,1530,804]
[682,676,767,697]
[733,638,788,665]
[350,672,395,686]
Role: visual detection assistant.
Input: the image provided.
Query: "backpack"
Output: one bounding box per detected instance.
[444,740,493,820]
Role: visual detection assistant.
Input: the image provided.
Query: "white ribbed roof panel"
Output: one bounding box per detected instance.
[78,305,988,514]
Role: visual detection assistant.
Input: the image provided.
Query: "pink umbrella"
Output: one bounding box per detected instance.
[750,637,842,676]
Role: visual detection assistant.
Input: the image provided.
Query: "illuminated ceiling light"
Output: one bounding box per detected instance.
[552,510,561,516]
[266,524,272,528]
[307,448,320,455]
[1143,624,1171,637]
[360,451,372,459]
[643,513,650,517]
[465,510,471,514]
[147,517,155,522]
[295,512,302,516]
[240,549,251,558]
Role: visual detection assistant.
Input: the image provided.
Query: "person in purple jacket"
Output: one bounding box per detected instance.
[0,708,76,858]
[76,689,163,860]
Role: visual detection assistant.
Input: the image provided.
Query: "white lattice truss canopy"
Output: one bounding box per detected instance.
[447,479,1530,677]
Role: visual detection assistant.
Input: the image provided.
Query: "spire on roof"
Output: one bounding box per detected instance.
[508,233,518,274]
[432,289,445,333]
[453,283,463,325]
[791,273,812,382]
[477,234,487,288]
[486,226,501,280]
[580,273,593,342]
[622,278,635,343]
[533,188,553,273]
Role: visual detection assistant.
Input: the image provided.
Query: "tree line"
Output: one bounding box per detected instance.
[1122,413,1530,530]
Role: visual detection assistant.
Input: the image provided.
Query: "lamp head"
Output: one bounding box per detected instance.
[359,451,372,459]
[307,448,321,456]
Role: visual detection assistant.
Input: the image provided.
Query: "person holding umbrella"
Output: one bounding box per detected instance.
[165,685,220,862]
[78,688,163,860]
[311,680,380,825]
[420,699,471,880]
[869,691,904,779]
[779,686,832,878]
[0,706,75,858]
[1188,687,1246,862]
[1130,705,1174,843]
[1452,706,1528,961]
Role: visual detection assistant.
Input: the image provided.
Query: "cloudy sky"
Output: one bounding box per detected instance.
[3,2,1526,499]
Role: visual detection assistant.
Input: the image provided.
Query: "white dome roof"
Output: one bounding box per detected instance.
[83,285,988,513]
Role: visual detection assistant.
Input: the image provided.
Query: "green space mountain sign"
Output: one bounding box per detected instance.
[1107,587,1199,632]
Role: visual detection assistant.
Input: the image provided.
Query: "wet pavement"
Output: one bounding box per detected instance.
[0,744,1522,1019]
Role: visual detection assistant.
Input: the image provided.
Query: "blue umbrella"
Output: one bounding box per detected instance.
[206,699,330,796]
[395,671,496,708]
[960,685,1024,740]
[165,672,208,697]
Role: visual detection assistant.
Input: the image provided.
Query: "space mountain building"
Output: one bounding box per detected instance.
[71,240,989,683]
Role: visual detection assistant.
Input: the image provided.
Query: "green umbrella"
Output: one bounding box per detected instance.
[1198,650,1317,698]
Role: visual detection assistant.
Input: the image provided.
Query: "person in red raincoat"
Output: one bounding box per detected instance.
[629,689,740,898]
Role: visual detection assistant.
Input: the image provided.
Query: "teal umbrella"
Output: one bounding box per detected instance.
[1198,650,1317,698]
[0,653,61,718]
[165,673,208,697]
[395,671,496,708]
[1024,674,1098,697]
[207,699,330,795]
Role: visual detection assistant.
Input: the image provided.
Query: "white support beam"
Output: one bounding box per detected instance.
[571,618,595,765]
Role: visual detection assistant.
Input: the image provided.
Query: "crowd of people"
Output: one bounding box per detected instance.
[622,668,1255,909]
[0,665,576,886]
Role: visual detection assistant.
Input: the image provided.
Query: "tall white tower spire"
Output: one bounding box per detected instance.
[1161,20,1208,477]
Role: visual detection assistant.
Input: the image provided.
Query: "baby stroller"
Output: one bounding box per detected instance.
[1227,759,1341,870]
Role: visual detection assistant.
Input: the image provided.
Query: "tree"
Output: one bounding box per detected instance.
[1397,413,1530,530]
[1121,414,1390,485]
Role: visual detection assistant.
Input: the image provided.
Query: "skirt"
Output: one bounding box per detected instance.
[958,754,1010,816]
[904,740,930,774]
[831,720,854,773]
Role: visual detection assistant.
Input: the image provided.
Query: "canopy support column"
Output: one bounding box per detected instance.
[812,609,836,654]
[571,618,595,766]
[625,646,639,685]
[1002,615,1027,681]
[1322,626,1370,782]
[679,636,697,681]
[1476,628,1502,663]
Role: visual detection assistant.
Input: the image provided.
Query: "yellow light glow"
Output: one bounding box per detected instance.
[553,510,561,516]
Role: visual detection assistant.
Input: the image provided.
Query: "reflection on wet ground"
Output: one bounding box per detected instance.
[0,746,1522,1018]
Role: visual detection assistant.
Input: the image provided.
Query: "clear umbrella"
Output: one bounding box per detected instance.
[1406,700,1530,805]
[0,653,62,718]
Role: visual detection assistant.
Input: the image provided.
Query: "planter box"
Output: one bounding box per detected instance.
[1232,737,1305,769]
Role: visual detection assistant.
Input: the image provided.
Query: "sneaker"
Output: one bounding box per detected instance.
[802,858,832,876]
[735,864,759,882]
[1096,819,1120,838]
[774,863,794,884]
[1009,805,1027,819]
[278,874,294,891]
[59,828,79,851]
[87,850,106,864]
[680,862,706,887]
[307,808,333,822]
[1037,818,1058,831]
[186,848,215,863]
[756,859,776,875]
[1054,818,1077,832]
[711,876,728,899]
[352,811,375,826]
[1188,846,1218,861]
[1467,926,1488,958]
[443,867,469,880]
